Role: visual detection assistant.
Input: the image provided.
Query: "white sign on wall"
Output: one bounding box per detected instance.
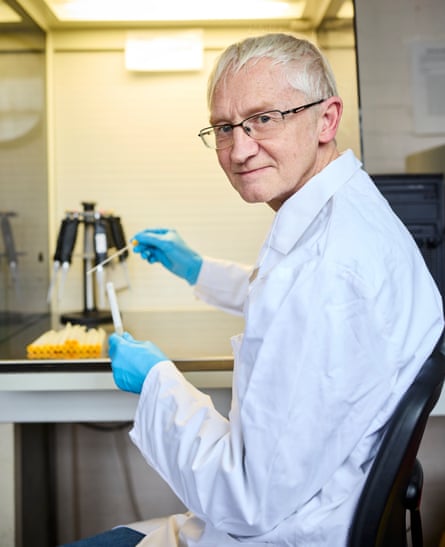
[411,41,445,135]
[125,30,203,72]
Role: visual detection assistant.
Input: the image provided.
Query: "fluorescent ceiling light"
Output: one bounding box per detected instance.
[46,0,305,22]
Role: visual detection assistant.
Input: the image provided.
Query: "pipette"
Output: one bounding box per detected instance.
[108,216,131,287]
[47,217,68,303]
[58,217,79,302]
[94,218,108,309]
[106,281,124,335]
[47,214,79,303]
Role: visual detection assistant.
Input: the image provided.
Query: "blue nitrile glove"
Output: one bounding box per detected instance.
[132,228,203,285]
[108,332,169,393]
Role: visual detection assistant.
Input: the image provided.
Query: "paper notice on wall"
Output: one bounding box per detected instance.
[411,41,445,134]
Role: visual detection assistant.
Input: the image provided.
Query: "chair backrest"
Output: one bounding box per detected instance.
[347,348,445,547]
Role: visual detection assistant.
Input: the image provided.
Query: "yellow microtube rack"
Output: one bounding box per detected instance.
[26,323,107,359]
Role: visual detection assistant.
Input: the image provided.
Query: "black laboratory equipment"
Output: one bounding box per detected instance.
[49,201,130,327]
[372,173,445,303]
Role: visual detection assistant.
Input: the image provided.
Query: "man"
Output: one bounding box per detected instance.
[63,33,443,547]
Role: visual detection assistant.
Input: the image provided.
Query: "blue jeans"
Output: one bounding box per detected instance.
[59,527,146,546]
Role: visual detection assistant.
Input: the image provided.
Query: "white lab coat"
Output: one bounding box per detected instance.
[129,150,444,546]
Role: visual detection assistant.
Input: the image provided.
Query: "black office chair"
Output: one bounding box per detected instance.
[347,348,445,547]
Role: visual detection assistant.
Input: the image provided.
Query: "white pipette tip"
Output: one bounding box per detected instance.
[106,281,124,335]
[87,242,134,275]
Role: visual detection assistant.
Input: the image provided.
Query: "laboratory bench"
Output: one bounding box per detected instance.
[0,309,241,415]
[0,309,242,547]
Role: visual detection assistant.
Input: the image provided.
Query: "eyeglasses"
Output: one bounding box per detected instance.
[198,98,326,150]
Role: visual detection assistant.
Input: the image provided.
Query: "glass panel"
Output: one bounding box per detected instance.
[0,0,48,323]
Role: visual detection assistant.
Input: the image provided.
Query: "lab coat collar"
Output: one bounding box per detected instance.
[270,149,362,255]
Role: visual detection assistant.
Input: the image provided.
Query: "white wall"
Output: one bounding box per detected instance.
[47,27,359,314]
[355,0,445,173]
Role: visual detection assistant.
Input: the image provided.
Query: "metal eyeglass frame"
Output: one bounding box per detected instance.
[198,98,327,150]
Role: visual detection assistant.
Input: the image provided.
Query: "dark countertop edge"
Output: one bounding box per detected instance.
[0,356,234,373]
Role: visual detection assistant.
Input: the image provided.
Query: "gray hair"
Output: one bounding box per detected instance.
[207,33,338,108]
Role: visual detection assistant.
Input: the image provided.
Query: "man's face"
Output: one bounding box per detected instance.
[210,58,327,210]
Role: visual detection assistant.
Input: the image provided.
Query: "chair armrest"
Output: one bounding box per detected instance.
[405,459,423,511]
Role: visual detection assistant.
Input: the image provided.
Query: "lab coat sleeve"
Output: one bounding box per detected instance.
[130,257,443,539]
[193,257,252,315]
